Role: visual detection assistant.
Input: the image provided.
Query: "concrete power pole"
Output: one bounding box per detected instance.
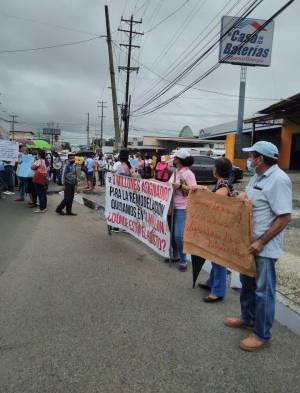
[118,15,143,148]
[234,65,247,160]
[86,112,90,148]
[9,114,18,141]
[97,100,107,151]
[104,5,121,152]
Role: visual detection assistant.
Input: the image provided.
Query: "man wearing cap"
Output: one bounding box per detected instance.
[224,141,292,351]
[56,153,78,216]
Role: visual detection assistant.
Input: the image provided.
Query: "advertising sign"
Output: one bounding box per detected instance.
[184,189,256,277]
[219,16,274,67]
[105,173,173,257]
[43,128,61,136]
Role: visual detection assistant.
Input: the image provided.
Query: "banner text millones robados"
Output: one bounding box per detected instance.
[105,173,173,257]
[219,16,275,67]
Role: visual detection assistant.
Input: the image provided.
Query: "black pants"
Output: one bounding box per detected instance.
[34,183,47,210]
[4,165,14,192]
[56,183,75,214]
[98,170,105,186]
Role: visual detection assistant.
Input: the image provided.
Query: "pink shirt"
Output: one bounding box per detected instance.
[170,167,197,209]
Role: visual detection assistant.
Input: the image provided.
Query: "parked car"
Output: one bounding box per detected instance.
[190,155,243,183]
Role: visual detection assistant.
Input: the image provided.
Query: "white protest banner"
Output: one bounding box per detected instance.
[105,173,173,257]
[0,140,19,162]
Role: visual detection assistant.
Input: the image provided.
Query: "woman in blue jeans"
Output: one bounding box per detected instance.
[184,157,236,302]
[169,149,197,272]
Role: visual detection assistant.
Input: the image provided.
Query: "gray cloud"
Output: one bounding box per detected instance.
[0,0,299,145]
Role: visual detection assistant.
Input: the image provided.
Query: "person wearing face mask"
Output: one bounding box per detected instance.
[224,141,292,352]
[56,153,78,216]
[169,149,197,272]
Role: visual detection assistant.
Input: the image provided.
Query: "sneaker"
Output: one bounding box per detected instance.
[34,209,47,213]
[14,198,25,202]
[3,191,11,195]
[66,212,77,216]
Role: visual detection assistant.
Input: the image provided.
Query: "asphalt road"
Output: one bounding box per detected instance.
[0,195,299,393]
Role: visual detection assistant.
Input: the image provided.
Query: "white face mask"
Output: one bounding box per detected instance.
[249,156,262,172]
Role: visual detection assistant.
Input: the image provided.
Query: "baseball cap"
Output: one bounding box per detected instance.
[242,141,279,159]
[174,148,191,160]
[68,152,76,157]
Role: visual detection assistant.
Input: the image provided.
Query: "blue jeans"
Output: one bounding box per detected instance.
[240,256,277,341]
[207,263,227,297]
[172,209,187,265]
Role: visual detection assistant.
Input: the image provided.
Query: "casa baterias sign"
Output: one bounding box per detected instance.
[219,16,275,67]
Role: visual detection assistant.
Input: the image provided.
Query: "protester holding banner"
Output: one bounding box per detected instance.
[224,141,292,352]
[169,148,197,272]
[201,158,236,303]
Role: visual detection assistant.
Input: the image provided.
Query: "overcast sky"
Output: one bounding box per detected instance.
[0,0,299,145]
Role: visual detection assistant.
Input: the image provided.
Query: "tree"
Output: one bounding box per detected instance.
[105,138,115,146]
[61,142,71,151]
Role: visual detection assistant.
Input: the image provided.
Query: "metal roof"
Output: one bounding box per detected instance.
[246,93,300,124]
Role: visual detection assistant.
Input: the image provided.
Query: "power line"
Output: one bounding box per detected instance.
[0,35,106,54]
[134,0,262,113]
[114,40,278,102]
[138,0,245,102]
[134,0,295,117]
[0,11,101,37]
[144,0,191,33]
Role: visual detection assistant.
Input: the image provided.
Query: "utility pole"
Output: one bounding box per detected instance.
[9,114,18,141]
[234,66,248,160]
[118,14,143,148]
[97,100,107,151]
[86,112,90,148]
[104,5,121,152]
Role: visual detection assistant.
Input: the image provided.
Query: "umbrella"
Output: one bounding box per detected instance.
[191,255,206,288]
[31,139,51,149]
[16,138,33,145]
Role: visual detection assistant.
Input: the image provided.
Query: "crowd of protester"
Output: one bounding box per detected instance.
[0,141,293,352]
[106,143,293,352]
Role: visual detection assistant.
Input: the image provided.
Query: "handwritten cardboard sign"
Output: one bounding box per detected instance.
[105,173,173,257]
[184,189,256,277]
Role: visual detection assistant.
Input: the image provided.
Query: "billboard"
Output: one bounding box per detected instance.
[219,16,274,67]
[43,127,61,136]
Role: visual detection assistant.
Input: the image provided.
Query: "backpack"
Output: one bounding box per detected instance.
[155,162,170,182]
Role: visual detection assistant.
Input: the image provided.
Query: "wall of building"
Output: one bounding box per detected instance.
[279,119,300,170]
[225,133,247,170]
